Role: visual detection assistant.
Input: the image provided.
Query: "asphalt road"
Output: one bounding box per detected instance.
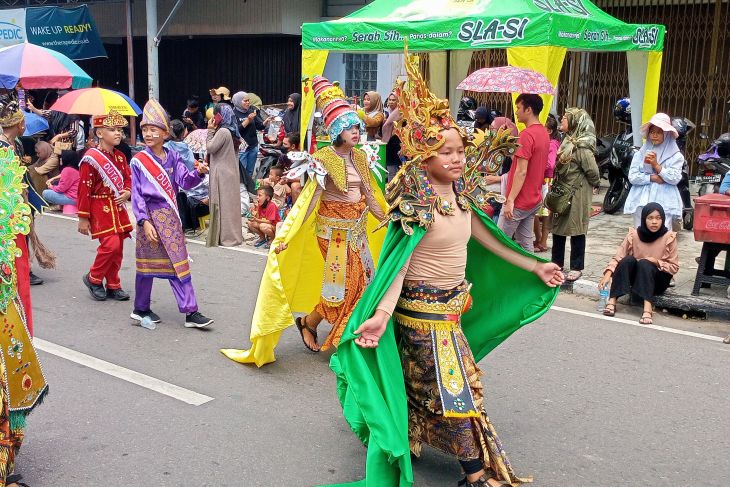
[15,214,730,487]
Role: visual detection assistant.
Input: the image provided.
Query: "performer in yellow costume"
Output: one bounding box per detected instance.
[0,143,48,487]
[221,76,387,366]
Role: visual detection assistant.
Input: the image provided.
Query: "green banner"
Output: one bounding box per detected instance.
[303,0,664,52]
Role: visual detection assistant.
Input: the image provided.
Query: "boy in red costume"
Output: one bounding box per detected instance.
[78,110,134,301]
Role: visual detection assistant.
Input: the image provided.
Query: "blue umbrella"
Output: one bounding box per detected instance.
[23,111,49,136]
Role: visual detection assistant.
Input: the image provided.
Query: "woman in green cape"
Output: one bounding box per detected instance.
[326,48,564,487]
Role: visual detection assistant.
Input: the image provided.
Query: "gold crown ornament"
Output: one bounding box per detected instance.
[382,42,518,235]
[92,110,129,129]
[0,94,24,128]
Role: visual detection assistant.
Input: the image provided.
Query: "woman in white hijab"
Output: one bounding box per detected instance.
[624,113,684,230]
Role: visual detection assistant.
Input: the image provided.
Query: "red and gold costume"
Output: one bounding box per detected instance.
[77,111,133,290]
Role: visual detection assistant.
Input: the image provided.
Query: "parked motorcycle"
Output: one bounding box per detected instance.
[601,98,635,214]
[671,117,696,230]
[696,136,730,196]
[254,144,283,182]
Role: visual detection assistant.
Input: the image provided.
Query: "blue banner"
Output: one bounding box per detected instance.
[25,5,106,60]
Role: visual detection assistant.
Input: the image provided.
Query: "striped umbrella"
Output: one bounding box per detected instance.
[0,43,92,90]
[51,88,142,116]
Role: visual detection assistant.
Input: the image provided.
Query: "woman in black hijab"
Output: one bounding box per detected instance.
[598,203,679,324]
[281,93,301,136]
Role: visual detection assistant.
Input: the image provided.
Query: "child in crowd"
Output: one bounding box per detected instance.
[279,132,303,202]
[247,185,281,248]
[257,166,290,211]
[533,113,561,252]
[182,96,206,131]
[42,149,80,207]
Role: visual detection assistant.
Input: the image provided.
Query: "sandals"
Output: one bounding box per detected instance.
[295,316,320,352]
[534,244,549,253]
[565,270,582,282]
[639,311,653,325]
[723,335,730,344]
[603,303,616,317]
[457,476,502,487]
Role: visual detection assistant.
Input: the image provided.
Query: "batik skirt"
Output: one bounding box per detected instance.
[314,198,375,351]
[395,281,531,485]
[136,206,191,282]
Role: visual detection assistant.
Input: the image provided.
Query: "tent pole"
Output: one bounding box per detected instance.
[146,0,159,100]
[446,50,451,100]
[125,0,136,144]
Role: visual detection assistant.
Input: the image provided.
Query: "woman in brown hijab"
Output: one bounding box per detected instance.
[361,91,384,141]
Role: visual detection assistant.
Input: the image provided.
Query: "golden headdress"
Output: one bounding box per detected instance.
[0,93,24,129]
[92,110,128,129]
[382,42,519,235]
[393,46,461,165]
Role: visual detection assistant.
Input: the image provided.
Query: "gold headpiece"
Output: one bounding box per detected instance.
[0,94,24,128]
[381,42,519,235]
[393,43,461,165]
[92,110,128,129]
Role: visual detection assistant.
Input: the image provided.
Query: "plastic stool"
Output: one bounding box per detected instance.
[62,204,78,215]
[198,215,210,230]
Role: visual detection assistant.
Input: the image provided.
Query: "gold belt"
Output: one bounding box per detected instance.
[394,290,471,332]
[90,194,114,199]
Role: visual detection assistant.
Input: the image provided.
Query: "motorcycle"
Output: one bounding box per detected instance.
[696,135,730,196]
[696,101,730,195]
[602,127,635,215]
[672,117,696,230]
[254,144,283,182]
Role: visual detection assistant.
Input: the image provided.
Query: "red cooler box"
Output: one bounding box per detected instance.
[693,194,730,244]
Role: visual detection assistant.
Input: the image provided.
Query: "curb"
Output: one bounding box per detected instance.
[562,279,730,321]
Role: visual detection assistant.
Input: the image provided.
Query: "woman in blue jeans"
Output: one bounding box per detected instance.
[232,92,265,177]
[42,149,80,206]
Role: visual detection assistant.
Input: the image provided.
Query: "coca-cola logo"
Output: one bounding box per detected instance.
[704,219,730,231]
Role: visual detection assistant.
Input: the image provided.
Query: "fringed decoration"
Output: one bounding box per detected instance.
[27,222,56,269]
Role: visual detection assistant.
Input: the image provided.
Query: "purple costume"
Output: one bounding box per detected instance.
[131,147,203,313]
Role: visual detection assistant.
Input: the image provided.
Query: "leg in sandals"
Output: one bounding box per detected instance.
[296,312,322,351]
[723,335,730,344]
[639,301,653,324]
[603,300,616,317]
[566,270,582,282]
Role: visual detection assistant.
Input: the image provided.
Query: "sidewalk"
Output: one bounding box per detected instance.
[551,189,730,321]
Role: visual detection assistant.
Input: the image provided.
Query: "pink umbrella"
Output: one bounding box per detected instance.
[457,66,555,95]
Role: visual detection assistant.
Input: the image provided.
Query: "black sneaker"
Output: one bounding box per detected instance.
[82,273,107,301]
[130,309,161,323]
[107,288,131,301]
[29,271,43,286]
[185,311,213,328]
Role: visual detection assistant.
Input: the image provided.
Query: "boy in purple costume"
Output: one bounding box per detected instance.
[130,99,214,329]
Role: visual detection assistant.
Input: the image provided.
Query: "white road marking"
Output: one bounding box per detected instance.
[551,306,725,343]
[42,213,78,222]
[34,338,214,406]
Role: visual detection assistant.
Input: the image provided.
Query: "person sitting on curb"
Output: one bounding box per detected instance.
[598,203,679,325]
[247,185,281,249]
